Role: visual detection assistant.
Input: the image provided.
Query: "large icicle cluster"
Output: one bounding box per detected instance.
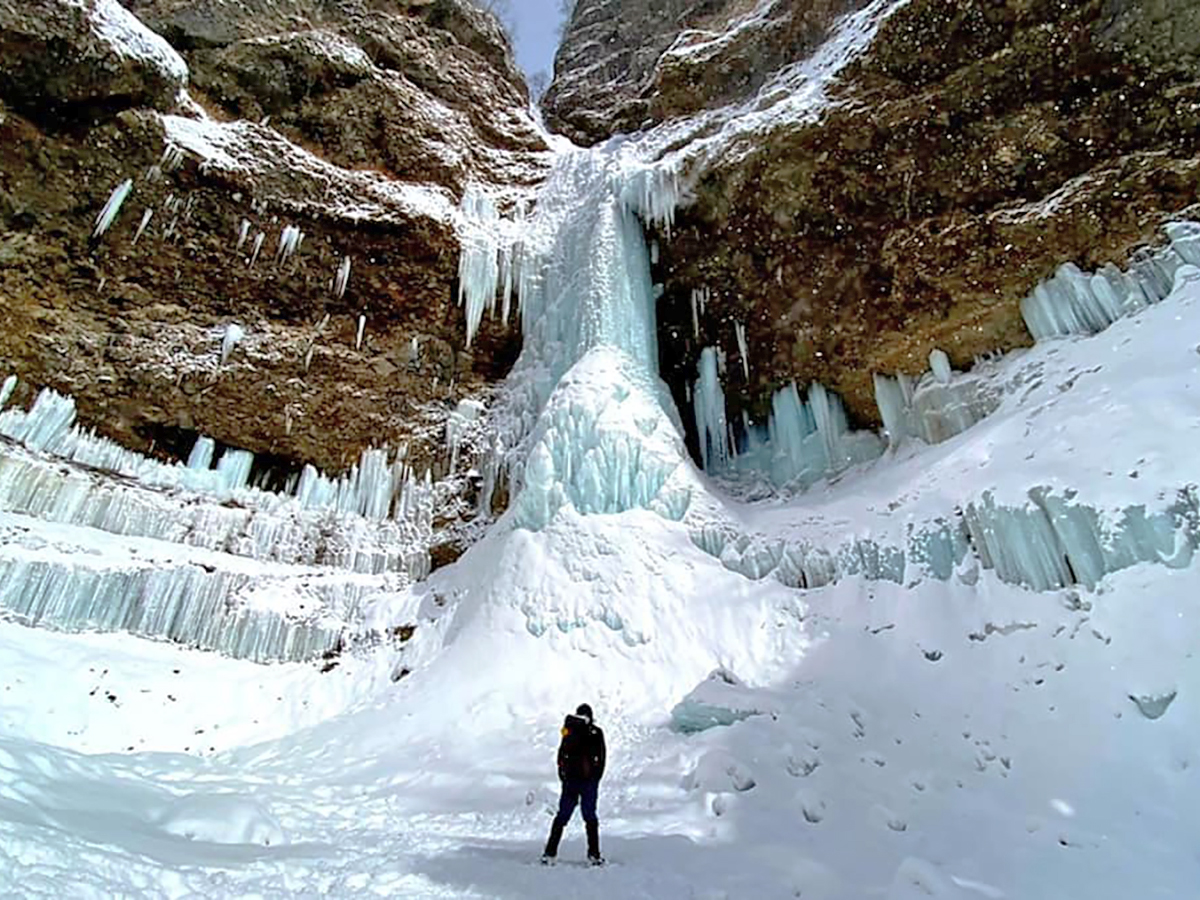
[872,353,1002,447]
[0,443,429,576]
[0,377,434,662]
[0,547,371,664]
[1021,222,1200,340]
[455,189,526,347]
[691,486,1198,593]
[693,365,883,491]
[0,379,431,529]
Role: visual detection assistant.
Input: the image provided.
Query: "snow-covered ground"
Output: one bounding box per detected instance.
[2,276,1199,898]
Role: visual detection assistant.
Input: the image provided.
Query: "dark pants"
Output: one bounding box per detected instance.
[544,780,601,859]
[555,779,599,826]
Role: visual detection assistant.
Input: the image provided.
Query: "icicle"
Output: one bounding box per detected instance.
[355,315,366,351]
[93,179,133,239]
[220,324,245,364]
[734,321,749,381]
[334,255,352,300]
[249,232,265,267]
[0,374,16,409]
[276,225,303,265]
[186,435,216,470]
[236,219,251,252]
[132,208,153,245]
[160,143,185,172]
[929,349,952,385]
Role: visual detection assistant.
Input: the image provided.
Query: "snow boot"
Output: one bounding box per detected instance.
[586,820,604,865]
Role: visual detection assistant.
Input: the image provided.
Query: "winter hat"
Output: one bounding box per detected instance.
[575,703,593,724]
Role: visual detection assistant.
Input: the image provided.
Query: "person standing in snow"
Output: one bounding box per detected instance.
[542,703,606,865]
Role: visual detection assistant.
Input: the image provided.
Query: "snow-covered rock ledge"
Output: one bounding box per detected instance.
[0,0,186,116]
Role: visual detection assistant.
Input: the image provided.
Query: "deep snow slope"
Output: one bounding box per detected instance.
[2,273,1200,898]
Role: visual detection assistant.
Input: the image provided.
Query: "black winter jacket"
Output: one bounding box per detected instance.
[557,714,606,783]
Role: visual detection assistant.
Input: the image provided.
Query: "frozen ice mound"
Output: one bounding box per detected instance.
[513,348,689,530]
[671,669,768,734]
[156,793,286,846]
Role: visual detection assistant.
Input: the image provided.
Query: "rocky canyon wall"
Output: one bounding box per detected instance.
[548,0,1200,453]
[0,0,548,489]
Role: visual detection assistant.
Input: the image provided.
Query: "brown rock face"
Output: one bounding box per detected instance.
[551,0,1200,455]
[128,0,546,194]
[0,0,185,116]
[543,0,869,146]
[1,0,546,481]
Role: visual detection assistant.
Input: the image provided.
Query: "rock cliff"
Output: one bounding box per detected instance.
[0,0,547,495]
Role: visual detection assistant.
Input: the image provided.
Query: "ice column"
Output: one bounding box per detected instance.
[693,348,729,471]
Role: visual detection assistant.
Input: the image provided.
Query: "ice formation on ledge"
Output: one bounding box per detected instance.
[0,442,430,577]
[220,323,245,364]
[0,378,432,531]
[0,546,366,664]
[873,368,1001,447]
[690,487,1198,594]
[93,179,132,238]
[1021,221,1200,340]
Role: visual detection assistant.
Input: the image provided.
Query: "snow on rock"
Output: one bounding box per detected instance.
[84,0,187,85]
[0,0,186,113]
[161,114,459,229]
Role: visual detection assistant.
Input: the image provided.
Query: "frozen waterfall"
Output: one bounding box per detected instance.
[458,145,690,530]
